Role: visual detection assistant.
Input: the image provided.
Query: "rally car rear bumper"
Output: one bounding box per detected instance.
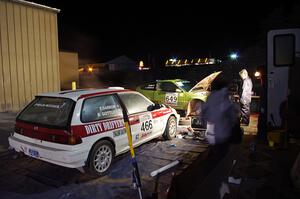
[8,133,89,168]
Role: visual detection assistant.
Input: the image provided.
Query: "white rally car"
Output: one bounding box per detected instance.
[8,88,179,175]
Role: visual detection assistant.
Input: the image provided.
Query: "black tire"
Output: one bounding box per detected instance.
[87,140,114,176]
[163,116,177,140]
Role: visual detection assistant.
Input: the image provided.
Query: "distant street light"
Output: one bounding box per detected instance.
[229,53,238,60]
[254,70,262,87]
[254,71,261,78]
[88,66,93,73]
[139,60,144,70]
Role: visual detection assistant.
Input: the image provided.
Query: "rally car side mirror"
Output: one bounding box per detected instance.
[147,103,162,111]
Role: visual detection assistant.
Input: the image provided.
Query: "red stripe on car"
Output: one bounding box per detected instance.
[129,115,140,125]
[72,117,125,137]
[151,108,172,119]
[16,107,173,140]
[72,115,141,137]
[78,89,130,100]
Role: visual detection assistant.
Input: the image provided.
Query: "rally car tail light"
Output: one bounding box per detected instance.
[48,134,82,145]
[15,126,21,134]
[14,122,82,145]
[47,133,81,145]
[67,135,82,145]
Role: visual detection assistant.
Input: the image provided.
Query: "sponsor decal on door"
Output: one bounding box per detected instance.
[165,93,178,105]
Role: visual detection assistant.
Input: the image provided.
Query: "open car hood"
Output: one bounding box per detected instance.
[189,71,222,92]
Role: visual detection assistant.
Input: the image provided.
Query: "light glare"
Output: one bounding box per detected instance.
[230,53,238,60]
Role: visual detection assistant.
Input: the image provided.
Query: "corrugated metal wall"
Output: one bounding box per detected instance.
[0,0,60,112]
[59,51,79,90]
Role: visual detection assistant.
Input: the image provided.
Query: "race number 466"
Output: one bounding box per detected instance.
[141,120,153,132]
[165,93,178,105]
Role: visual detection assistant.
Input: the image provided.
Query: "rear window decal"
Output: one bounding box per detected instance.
[33,103,61,109]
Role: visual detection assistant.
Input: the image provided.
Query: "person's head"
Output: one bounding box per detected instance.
[239,69,248,80]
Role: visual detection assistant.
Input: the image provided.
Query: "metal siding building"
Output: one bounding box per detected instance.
[59,51,79,90]
[0,0,60,112]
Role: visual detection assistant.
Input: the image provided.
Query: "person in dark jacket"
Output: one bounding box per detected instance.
[167,75,241,199]
[239,69,253,126]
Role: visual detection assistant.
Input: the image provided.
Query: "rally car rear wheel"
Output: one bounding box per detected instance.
[163,116,177,140]
[87,140,114,176]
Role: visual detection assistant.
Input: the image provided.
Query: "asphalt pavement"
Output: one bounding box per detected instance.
[166,115,300,199]
[1,112,300,199]
[0,112,16,153]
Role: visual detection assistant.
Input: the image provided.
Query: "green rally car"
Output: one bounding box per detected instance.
[136,71,222,113]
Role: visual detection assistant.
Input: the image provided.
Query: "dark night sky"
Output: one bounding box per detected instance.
[31,0,298,64]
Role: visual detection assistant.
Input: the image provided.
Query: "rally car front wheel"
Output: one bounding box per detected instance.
[87,140,115,176]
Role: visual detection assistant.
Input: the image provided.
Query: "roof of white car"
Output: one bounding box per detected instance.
[37,87,131,101]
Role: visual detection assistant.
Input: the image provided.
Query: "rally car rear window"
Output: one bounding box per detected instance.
[17,97,75,128]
